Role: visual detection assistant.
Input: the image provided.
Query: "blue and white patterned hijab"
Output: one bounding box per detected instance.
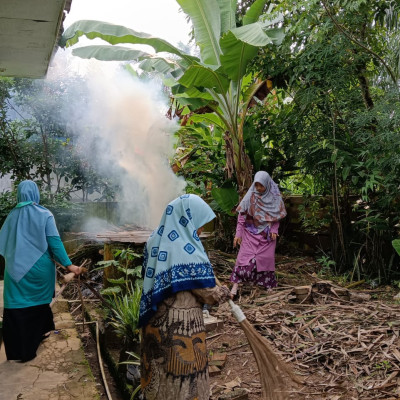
[139,194,216,327]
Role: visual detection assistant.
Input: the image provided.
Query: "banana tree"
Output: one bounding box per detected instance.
[61,0,284,195]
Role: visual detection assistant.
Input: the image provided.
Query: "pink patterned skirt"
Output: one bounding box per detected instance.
[230,259,277,289]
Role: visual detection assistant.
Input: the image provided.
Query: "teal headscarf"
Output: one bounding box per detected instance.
[139,194,216,327]
[0,180,59,283]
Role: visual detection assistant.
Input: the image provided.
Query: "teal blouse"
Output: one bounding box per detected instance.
[4,236,71,309]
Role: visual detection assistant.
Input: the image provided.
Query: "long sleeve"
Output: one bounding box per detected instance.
[270,221,280,234]
[192,285,231,305]
[47,236,71,267]
[44,214,71,266]
[235,213,246,238]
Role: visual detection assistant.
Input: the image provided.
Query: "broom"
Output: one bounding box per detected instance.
[51,260,89,308]
[216,279,302,400]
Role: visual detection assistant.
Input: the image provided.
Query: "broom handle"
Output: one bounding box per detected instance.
[215,277,247,323]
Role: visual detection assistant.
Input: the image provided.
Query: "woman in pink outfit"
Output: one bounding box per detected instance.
[230,171,287,296]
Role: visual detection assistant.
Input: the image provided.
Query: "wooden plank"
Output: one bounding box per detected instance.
[204,315,224,332]
[208,365,221,376]
[96,230,211,244]
[209,353,227,368]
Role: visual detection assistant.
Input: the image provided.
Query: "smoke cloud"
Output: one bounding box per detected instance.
[47,50,186,228]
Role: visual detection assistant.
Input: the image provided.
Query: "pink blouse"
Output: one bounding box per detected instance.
[235,213,279,271]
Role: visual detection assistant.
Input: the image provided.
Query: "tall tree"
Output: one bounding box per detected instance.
[248,0,400,278]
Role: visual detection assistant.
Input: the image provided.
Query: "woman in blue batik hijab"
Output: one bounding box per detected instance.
[139,194,231,400]
[0,180,82,362]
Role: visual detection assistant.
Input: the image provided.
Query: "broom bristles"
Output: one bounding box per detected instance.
[239,318,302,400]
[216,279,301,399]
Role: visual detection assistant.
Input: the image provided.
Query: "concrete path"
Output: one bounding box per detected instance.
[0,281,100,400]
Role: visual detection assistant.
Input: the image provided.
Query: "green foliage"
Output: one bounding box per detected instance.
[114,248,143,286]
[317,255,337,274]
[119,351,140,366]
[105,281,142,344]
[210,183,239,216]
[0,190,17,227]
[99,249,143,367]
[46,203,87,236]
[393,240,400,257]
[98,248,143,296]
[298,197,331,234]
[374,360,392,371]
[95,260,119,270]
[246,0,400,279]
[173,122,226,198]
[61,0,285,193]
[118,351,141,399]
[0,78,36,181]
[100,286,122,296]
[241,94,300,183]
[280,176,319,196]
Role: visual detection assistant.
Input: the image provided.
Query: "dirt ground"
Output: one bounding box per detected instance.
[68,250,400,400]
[207,253,400,400]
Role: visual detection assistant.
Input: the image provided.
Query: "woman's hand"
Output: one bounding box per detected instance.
[220,285,233,301]
[67,264,83,275]
[233,237,242,248]
[271,233,278,241]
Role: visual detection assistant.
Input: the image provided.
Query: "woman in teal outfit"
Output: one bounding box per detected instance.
[0,180,82,361]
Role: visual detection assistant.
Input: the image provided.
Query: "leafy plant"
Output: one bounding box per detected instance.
[119,351,141,400]
[245,0,400,280]
[96,248,143,295]
[113,249,143,283]
[106,281,142,344]
[392,240,400,256]
[298,196,332,235]
[61,0,285,194]
[374,360,392,371]
[104,280,142,395]
[0,190,17,227]
[211,182,239,216]
[317,255,337,276]
[173,123,226,199]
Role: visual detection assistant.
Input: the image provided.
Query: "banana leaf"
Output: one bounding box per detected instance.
[211,184,239,215]
[177,0,222,66]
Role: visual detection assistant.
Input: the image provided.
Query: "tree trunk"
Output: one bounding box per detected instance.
[40,128,52,194]
[224,133,235,179]
[358,73,374,110]
[354,23,374,111]
[224,133,253,196]
[237,142,253,196]
[103,243,122,288]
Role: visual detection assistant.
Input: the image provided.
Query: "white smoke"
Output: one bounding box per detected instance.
[47,50,186,228]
